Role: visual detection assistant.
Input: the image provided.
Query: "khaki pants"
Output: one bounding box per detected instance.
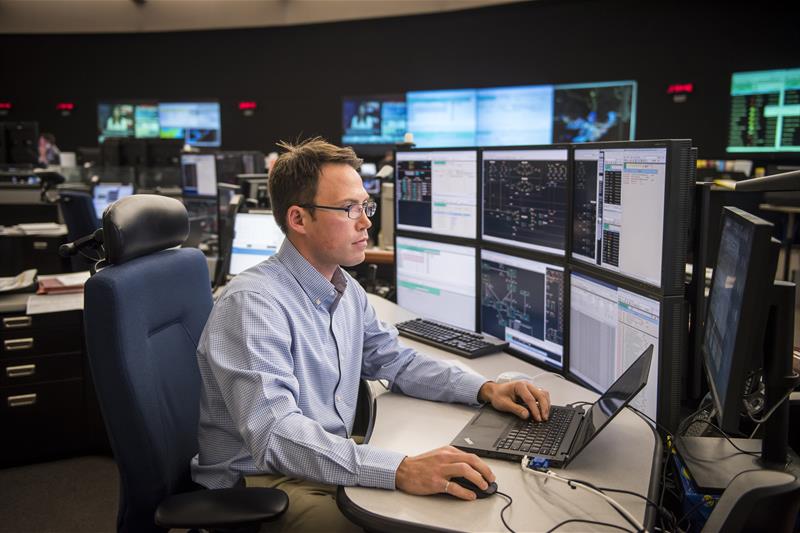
[246,474,363,533]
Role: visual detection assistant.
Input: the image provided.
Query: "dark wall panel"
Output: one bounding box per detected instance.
[0,0,795,160]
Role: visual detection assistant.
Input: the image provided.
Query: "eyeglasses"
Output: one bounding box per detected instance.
[300,200,377,220]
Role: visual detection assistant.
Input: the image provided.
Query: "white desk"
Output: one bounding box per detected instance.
[338,294,661,532]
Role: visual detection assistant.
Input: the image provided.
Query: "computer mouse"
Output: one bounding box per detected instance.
[450,476,498,499]
[496,371,534,384]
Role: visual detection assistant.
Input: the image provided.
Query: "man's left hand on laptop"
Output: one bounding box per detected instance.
[478,380,550,421]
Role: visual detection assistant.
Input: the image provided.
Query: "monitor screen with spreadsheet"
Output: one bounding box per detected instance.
[395,236,476,330]
[229,212,285,275]
[395,149,478,239]
[569,271,660,421]
[571,139,693,295]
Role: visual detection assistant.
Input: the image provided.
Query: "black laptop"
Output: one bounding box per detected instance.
[451,345,653,468]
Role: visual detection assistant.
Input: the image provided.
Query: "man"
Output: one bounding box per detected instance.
[191,137,551,532]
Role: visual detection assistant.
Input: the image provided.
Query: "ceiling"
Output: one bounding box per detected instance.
[0,0,528,34]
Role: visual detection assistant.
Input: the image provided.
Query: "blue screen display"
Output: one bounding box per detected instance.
[406,89,477,148]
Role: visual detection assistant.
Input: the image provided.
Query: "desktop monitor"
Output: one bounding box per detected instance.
[726,67,800,154]
[98,102,137,141]
[476,85,555,146]
[480,249,564,369]
[395,148,478,239]
[158,101,221,147]
[569,270,662,422]
[216,151,266,184]
[552,81,637,143]
[571,139,694,293]
[395,236,477,330]
[481,146,569,255]
[406,89,477,148]
[181,154,218,197]
[702,207,778,433]
[341,94,407,146]
[229,212,285,275]
[3,122,39,165]
[92,183,134,219]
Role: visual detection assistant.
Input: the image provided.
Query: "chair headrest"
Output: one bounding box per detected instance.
[103,194,189,266]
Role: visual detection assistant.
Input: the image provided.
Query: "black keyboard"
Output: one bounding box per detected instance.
[395,318,508,359]
[495,406,577,456]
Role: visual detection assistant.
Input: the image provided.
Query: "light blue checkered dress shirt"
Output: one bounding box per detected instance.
[191,239,487,490]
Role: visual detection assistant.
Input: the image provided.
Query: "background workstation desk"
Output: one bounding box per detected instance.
[339,294,662,533]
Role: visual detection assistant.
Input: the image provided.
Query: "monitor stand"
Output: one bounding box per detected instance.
[675,436,800,492]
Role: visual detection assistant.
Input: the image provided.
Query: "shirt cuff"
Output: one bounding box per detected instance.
[451,370,489,406]
[356,445,407,490]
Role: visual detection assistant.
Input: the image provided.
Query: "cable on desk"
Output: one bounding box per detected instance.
[519,456,644,532]
[626,406,674,439]
[681,419,761,458]
[495,490,516,533]
[545,518,636,533]
[598,487,676,532]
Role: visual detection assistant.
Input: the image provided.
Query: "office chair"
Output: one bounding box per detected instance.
[701,469,800,532]
[57,189,101,271]
[83,194,288,532]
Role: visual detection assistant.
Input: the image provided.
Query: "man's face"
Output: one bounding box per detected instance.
[303,163,372,270]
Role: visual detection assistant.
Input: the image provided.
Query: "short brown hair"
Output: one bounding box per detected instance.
[268,137,363,233]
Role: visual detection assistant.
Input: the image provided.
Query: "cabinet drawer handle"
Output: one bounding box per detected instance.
[4,338,34,351]
[32,241,48,250]
[6,364,36,378]
[3,316,32,329]
[7,393,37,407]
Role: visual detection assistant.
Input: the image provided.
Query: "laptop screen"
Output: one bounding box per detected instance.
[568,345,653,461]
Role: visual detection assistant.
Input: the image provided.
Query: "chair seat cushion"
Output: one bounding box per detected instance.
[155,487,289,529]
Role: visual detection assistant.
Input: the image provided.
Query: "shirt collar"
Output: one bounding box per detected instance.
[276,238,348,309]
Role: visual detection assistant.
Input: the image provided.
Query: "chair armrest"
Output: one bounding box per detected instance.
[155,487,289,530]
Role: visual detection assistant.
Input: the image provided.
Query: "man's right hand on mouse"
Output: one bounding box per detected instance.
[395,445,495,501]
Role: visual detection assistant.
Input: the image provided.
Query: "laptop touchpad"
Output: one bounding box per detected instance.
[471,408,512,430]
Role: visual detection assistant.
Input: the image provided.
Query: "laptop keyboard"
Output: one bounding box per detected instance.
[495,406,577,456]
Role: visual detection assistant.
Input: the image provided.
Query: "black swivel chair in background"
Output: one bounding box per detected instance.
[83,194,288,532]
[57,189,100,271]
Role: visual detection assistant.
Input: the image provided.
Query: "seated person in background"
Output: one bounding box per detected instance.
[37,132,61,166]
[191,137,551,532]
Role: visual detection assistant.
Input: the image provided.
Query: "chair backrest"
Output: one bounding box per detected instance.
[701,469,800,532]
[58,189,100,271]
[84,194,213,533]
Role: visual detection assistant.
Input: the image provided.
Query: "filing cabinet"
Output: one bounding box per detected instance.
[0,294,109,467]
